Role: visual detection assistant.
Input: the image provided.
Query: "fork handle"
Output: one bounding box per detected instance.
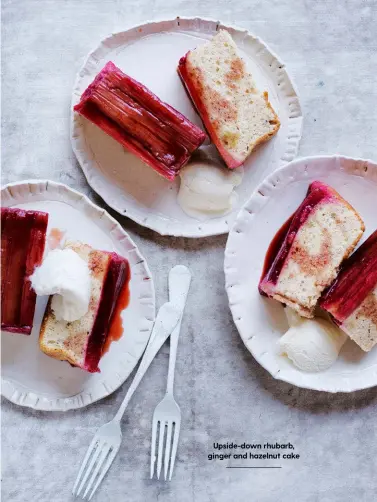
[166,266,192,395]
[114,302,180,422]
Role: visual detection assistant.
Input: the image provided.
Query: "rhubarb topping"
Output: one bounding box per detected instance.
[74,61,206,181]
[84,252,130,372]
[320,230,377,322]
[1,207,48,334]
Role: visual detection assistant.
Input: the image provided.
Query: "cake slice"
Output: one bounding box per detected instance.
[259,181,365,318]
[39,242,130,372]
[74,61,206,181]
[321,230,377,351]
[177,30,280,169]
[1,207,48,334]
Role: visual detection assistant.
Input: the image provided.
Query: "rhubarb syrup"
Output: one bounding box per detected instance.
[259,214,294,295]
[48,227,66,250]
[102,282,130,354]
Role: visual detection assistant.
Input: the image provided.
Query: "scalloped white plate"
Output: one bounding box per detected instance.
[71,16,302,237]
[1,180,155,410]
[225,156,377,393]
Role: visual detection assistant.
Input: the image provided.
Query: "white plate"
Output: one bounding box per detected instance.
[225,156,377,393]
[1,180,155,410]
[71,16,302,238]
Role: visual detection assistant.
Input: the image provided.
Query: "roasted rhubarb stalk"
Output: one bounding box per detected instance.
[259,182,365,318]
[39,242,131,373]
[321,230,377,352]
[1,207,48,334]
[74,61,206,181]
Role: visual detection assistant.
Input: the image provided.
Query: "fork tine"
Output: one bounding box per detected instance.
[168,421,180,481]
[76,440,102,496]
[163,422,173,480]
[82,444,110,499]
[156,421,166,479]
[87,446,118,501]
[150,419,158,479]
[73,436,98,494]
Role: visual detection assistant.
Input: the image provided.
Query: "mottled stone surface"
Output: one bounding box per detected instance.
[2,1,377,501]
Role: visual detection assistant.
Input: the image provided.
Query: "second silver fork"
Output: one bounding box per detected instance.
[150,265,192,480]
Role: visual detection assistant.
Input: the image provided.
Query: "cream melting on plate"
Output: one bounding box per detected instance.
[177,148,243,221]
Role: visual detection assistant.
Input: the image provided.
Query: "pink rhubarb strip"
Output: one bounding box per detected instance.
[74,61,206,181]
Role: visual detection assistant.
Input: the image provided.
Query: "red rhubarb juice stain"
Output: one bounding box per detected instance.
[260,215,294,282]
[48,228,66,250]
[102,283,130,354]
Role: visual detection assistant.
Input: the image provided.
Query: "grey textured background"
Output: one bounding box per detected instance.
[2,1,377,501]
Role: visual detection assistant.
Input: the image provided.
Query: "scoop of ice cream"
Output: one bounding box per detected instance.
[278,312,348,372]
[177,153,243,220]
[30,248,91,322]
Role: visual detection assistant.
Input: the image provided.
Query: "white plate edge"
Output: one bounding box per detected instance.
[70,15,303,238]
[1,179,156,410]
[224,154,377,393]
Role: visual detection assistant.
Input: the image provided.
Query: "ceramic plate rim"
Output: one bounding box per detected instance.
[225,155,377,393]
[1,179,156,411]
[70,15,303,238]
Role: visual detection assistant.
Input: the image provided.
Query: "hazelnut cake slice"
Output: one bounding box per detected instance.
[178,30,280,169]
[259,182,365,318]
[39,242,130,372]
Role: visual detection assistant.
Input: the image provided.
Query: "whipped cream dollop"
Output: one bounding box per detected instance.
[30,248,91,322]
[278,308,348,372]
[177,148,243,220]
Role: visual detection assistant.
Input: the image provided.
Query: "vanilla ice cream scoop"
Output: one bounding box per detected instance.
[177,154,243,220]
[30,248,91,322]
[278,313,348,372]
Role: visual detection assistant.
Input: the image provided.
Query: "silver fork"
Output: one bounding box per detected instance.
[72,302,181,500]
[150,265,191,480]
